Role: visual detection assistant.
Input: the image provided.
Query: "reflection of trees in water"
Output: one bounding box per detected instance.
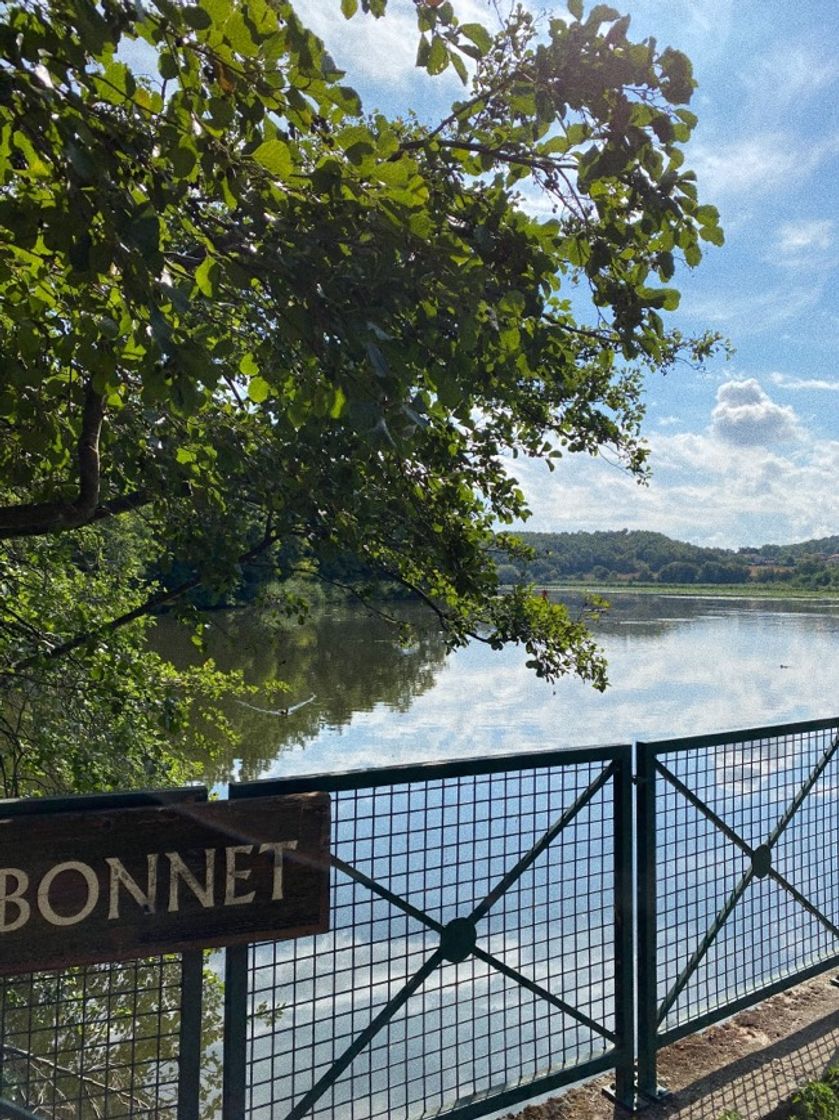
[154,595,839,782]
[154,605,449,782]
[0,956,223,1119]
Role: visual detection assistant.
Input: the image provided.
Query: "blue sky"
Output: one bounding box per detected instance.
[306,0,839,549]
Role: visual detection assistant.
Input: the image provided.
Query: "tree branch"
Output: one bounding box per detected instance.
[400,135,576,174]
[11,532,281,672]
[0,381,107,539]
[90,490,150,521]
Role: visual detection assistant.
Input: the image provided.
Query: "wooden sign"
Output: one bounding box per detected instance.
[0,793,330,975]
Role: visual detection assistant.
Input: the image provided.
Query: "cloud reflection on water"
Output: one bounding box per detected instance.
[265,595,839,779]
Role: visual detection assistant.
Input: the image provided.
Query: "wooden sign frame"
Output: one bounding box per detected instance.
[0,791,330,975]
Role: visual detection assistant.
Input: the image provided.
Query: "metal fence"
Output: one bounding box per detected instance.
[0,789,209,1120]
[636,717,839,1098]
[1,718,838,1120]
[226,745,635,1120]
[0,955,194,1119]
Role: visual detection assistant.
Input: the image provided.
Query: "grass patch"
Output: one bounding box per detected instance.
[720,1067,839,1120]
[789,1069,839,1119]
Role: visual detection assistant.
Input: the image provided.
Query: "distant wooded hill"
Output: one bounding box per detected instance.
[496,530,839,590]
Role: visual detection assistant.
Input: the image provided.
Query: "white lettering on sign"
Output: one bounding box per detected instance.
[0,868,30,932]
[37,861,100,927]
[0,840,302,933]
[224,845,256,906]
[259,840,298,900]
[167,849,215,912]
[106,855,159,919]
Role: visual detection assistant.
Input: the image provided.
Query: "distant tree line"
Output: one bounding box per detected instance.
[494,530,839,590]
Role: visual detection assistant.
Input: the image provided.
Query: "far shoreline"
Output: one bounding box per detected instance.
[526,582,839,601]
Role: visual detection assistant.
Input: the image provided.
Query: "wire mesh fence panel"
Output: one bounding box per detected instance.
[641,717,839,1047]
[0,956,184,1119]
[235,746,631,1120]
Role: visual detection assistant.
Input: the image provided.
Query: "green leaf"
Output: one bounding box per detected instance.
[247,376,270,403]
[450,51,468,85]
[587,5,620,27]
[676,108,698,128]
[459,23,492,56]
[340,0,358,16]
[128,210,160,255]
[171,145,197,178]
[565,122,588,146]
[182,5,212,29]
[336,124,374,155]
[328,85,362,114]
[696,204,720,226]
[194,255,216,296]
[415,34,431,69]
[329,385,347,419]
[12,131,49,177]
[252,139,293,179]
[200,0,229,25]
[239,352,259,376]
[366,342,389,378]
[568,0,583,17]
[224,10,258,56]
[658,287,681,310]
[158,52,179,80]
[699,225,725,247]
[426,35,449,76]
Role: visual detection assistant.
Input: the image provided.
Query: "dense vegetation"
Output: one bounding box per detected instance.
[0,0,723,796]
[497,530,839,590]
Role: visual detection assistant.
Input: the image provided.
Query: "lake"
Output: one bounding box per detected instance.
[202,591,839,1119]
[159,592,839,785]
[6,594,834,1120]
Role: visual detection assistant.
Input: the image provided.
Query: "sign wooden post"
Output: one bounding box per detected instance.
[0,793,330,975]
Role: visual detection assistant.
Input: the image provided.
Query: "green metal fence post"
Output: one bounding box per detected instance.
[178,950,204,1120]
[612,746,637,1108]
[222,944,249,1120]
[635,741,660,1101]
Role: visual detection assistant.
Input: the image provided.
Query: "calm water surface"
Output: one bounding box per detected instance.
[160,593,839,785]
[150,596,839,1118]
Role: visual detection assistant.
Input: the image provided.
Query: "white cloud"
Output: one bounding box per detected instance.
[303,0,489,95]
[303,1,431,87]
[508,379,839,547]
[682,280,827,336]
[743,44,839,115]
[690,132,839,200]
[772,219,835,271]
[515,435,839,548]
[710,378,800,446]
[769,372,839,392]
[776,219,834,253]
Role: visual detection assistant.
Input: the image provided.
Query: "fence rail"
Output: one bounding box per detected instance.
[1,718,838,1119]
[636,717,839,1098]
[227,745,634,1120]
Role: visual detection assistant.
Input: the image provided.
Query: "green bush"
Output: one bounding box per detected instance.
[792,1078,839,1120]
[824,1069,839,1094]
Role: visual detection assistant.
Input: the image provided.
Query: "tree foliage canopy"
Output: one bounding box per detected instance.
[0,0,723,794]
